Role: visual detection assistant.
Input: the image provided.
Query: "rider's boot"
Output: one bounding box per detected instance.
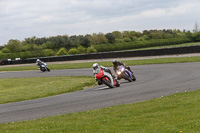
[128,67,134,74]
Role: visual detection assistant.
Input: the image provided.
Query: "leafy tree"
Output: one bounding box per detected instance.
[43,49,54,57]
[69,35,80,48]
[1,47,11,53]
[25,36,37,44]
[112,31,123,39]
[19,51,33,59]
[192,31,200,41]
[137,35,149,41]
[185,31,192,40]
[20,45,30,52]
[0,46,4,50]
[89,33,108,44]
[122,31,130,38]
[5,39,21,52]
[105,33,116,44]
[40,41,54,49]
[80,36,91,47]
[123,37,132,42]
[56,48,68,56]
[130,31,142,38]
[0,51,4,58]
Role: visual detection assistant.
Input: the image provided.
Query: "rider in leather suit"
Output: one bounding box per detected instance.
[36,59,45,69]
[93,63,116,85]
[112,59,133,74]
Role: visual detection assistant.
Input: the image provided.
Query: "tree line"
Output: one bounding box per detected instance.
[1,29,200,60]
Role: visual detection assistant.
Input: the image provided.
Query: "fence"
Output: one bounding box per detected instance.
[1,45,200,65]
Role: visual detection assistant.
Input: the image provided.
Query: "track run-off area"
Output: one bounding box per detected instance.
[0,62,200,123]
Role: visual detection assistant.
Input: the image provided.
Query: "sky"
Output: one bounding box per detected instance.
[0,0,200,46]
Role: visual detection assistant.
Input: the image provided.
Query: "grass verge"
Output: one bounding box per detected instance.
[0,76,96,104]
[1,56,200,72]
[0,89,199,132]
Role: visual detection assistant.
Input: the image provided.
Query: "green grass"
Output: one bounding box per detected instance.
[0,76,96,104]
[1,56,200,72]
[0,89,199,133]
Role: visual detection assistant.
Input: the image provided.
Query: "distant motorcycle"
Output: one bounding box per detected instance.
[94,68,120,88]
[116,65,136,82]
[39,63,50,72]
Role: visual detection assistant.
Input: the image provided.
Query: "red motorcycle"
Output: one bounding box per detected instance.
[94,68,120,88]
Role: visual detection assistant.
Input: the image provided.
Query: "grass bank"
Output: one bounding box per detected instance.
[1,56,200,72]
[0,89,199,132]
[0,76,95,104]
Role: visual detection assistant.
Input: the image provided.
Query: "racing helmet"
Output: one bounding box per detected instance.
[93,63,99,70]
[112,59,117,65]
[36,59,41,63]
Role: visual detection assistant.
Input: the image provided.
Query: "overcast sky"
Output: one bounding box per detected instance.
[0,0,200,46]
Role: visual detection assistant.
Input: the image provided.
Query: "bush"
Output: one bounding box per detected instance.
[56,48,68,56]
[68,48,79,55]
[86,46,97,53]
[77,46,86,54]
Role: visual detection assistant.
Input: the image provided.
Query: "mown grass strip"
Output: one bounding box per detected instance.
[0,76,96,104]
[1,56,200,72]
[0,89,199,132]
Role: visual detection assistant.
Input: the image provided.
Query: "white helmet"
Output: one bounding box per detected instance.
[36,59,41,63]
[93,63,99,70]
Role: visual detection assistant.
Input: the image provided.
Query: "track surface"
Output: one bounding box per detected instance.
[0,62,200,123]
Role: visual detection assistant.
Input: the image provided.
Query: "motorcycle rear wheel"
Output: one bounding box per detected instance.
[103,79,114,88]
[40,68,45,72]
[115,79,120,87]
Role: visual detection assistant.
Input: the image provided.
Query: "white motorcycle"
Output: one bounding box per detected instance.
[39,63,50,72]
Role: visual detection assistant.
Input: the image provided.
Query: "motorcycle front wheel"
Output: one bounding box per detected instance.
[132,73,136,81]
[47,67,50,72]
[123,73,133,82]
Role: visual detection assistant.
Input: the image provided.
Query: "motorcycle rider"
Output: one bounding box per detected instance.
[36,59,45,69]
[112,59,134,74]
[93,63,116,85]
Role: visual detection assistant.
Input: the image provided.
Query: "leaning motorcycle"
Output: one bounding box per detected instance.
[39,63,50,72]
[94,68,120,88]
[116,65,136,82]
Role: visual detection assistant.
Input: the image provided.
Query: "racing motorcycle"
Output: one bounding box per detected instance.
[94,68,120,88]
[116,65,136,82]
[39,63,50,72]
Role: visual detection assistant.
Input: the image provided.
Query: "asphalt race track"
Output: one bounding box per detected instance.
[0,62,200,123]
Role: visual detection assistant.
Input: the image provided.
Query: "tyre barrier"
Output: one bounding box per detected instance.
[1,45,200,65]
